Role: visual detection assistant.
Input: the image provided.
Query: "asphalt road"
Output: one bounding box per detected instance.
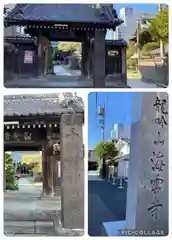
[88,174,127,236]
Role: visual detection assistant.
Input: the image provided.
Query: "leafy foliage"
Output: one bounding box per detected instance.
[141,42,160,56]
[94,141,118,160]
[149,6,168,43]
[129,6,168,49]
[5,153,18,190]
[127,41,136,59]
[127,58,138,71]
[21,154,42,174]
[57,42,81,52]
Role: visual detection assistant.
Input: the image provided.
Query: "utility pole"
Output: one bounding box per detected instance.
[158,4,165,64]
[97,101,106,178]
[136,19,140,68]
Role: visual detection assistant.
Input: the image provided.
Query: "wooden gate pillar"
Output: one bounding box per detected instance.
[93,29,106,87]
[42,142,49,195]
[45,127,61,196]
[121,47,127,85]
[38,34,50,76]
[81,40,89,78]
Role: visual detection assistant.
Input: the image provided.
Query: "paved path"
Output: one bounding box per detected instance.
[54,65,80,77]
[127,78,160,88]
[5,65,161,88]
[4,178,61,236]
[88,172,127,236]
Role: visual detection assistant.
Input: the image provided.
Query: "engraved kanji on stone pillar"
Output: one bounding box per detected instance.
[60,113,84,229]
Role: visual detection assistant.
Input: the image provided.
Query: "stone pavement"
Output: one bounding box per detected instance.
[4,178,61,236]
[88,172,127,236]
[4,65,161,88]
[127,78,160,88]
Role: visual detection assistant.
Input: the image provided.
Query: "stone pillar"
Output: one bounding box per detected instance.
[60,113,84,229]
[81,40,89,78]
[121,47,127,85]
[93,29,106,87]
[126,92,168,235]
[102,92,168,236]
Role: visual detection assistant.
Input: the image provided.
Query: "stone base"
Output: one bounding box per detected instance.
[53,211,84,236]
[101,220,126,236]
[54,226,84,236]
[101,220,167,236]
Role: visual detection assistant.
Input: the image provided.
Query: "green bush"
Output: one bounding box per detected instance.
[127,58,138,71]
[6,182,19,190]
[5,153,18,190]
[141,42,160,56]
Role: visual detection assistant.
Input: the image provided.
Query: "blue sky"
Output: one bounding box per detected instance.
[113,3,158,14]
[106,3,158,39]
[88,92,136,149]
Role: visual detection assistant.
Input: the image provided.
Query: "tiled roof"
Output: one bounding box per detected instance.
[5,4,123,27]
[4,93,84,117]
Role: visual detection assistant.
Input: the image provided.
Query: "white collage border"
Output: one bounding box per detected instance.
[0,0,171,239]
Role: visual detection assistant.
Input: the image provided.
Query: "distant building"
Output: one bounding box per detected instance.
[110,123,130,178]
[111,7,155,42]
[115,154,129,178]
[115,138,130,156]
[111,123,131,141]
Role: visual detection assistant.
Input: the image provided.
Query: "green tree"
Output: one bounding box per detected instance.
[127,41,136,59]
[149,6,168,43]
[94,141,118,160]
[57,42,81,53]
[5,153,18,190]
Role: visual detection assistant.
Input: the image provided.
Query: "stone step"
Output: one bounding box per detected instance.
[4,220,54,235]
[4,209,60,222]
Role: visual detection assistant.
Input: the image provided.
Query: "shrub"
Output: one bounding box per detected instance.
[141,42,160,56]
[127,58,138,71]
[5,153,18,190]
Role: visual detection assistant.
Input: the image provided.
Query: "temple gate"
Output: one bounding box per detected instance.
[4,4,128,87]
[4,93,84,232]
